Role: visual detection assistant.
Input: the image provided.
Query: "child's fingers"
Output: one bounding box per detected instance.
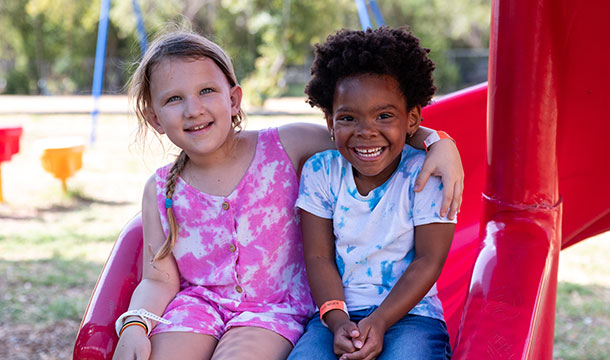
[446,179,463,220]
[334,335,357,355]
[339,344,379,360]
[351,331,367,350]
[334,323,360,355]
[349,326,362,349]
[342,319,385,360]
[413,162,433,192]
[439,177,455,218]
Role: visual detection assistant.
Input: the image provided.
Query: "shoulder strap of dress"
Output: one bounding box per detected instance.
[265,127,284,148]
[155,164,173,187]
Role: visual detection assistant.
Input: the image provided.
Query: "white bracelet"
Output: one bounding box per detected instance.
[115,309,171,337]
[423,130,454,152]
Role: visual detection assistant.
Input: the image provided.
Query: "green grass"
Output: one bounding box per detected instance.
[554,282,610,359]
[0,257,103,323]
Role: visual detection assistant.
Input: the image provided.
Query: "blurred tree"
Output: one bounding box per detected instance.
[380,0,490,92]
[0,0,102,94]
[0,0,490,96]
[237,0,358,106]
[1,0,42,94]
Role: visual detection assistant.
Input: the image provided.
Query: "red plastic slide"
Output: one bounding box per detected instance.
[74,0,610,358]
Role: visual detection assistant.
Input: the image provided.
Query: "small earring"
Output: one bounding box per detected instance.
[330,130,335,142]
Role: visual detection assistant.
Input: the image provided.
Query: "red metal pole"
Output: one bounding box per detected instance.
[453,0,562,358]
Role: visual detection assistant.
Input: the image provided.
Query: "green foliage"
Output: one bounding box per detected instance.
[0,0,491,96]
[5,69,32,93]
[0,0,103,94]
[380,0,490,92]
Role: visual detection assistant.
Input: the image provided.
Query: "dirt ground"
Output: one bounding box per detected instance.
[0,320,78,360]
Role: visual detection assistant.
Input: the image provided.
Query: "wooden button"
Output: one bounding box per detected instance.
[222,201,230,210]
[229,244,236,252]
[235,285,243,293]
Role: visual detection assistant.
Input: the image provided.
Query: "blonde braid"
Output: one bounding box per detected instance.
[152,151,189,262]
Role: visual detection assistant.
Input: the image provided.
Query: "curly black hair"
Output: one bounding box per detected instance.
[305,26,436,116]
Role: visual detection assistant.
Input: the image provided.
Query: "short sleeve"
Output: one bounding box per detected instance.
[412,175,456,226]
[295,153,334,219]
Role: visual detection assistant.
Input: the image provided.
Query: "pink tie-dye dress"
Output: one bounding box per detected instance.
[150,128,315,345]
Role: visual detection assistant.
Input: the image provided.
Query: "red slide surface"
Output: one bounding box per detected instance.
[74,0,610,358]
[431,0,610,358]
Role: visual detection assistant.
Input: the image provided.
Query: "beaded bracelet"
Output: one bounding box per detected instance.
[119,320,148,337]
[115,309,172,337]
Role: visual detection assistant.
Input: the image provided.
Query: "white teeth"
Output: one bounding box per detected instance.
[355,147,382,157]
[189,124,208,131]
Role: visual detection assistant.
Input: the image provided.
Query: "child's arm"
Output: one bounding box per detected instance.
[341,223,455,360]
[278,123,463,219]
[410,126,463,220]
[113,176,181,360]
[301,210,363,357]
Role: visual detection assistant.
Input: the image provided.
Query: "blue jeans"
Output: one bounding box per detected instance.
[288,307,451,360]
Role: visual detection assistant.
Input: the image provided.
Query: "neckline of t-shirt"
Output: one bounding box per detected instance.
[345,146,411,201]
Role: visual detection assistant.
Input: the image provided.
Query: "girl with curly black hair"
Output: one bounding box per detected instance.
[289,26,455,360]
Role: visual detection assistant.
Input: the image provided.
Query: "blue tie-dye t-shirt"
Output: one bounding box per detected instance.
[295,145,456,322]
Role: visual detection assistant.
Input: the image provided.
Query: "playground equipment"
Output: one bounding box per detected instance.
[90,0,146,144]
[74,0,610,358]
[0,125,23,202]
[40,138,86,193]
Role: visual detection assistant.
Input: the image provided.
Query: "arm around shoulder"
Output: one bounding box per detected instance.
[414,135,463,220]
[278,122,335,173]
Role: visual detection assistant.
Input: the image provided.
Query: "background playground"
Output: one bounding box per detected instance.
[1,0,609,359]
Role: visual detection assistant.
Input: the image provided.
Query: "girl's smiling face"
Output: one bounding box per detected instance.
[146,56,242,159]
[329,73,421,192]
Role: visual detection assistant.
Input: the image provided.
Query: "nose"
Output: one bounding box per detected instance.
[184,96,205,118]
[355,119,377,138]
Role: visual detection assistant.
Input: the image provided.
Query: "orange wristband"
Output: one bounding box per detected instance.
[319,300,348,327]
[423,130,454,152]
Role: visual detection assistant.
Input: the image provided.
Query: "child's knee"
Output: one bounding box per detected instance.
[213,327,293,360]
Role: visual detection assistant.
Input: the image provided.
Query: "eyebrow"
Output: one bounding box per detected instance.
[371,104,399,112]
[334,103,399,113]
[157,81,218,100]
